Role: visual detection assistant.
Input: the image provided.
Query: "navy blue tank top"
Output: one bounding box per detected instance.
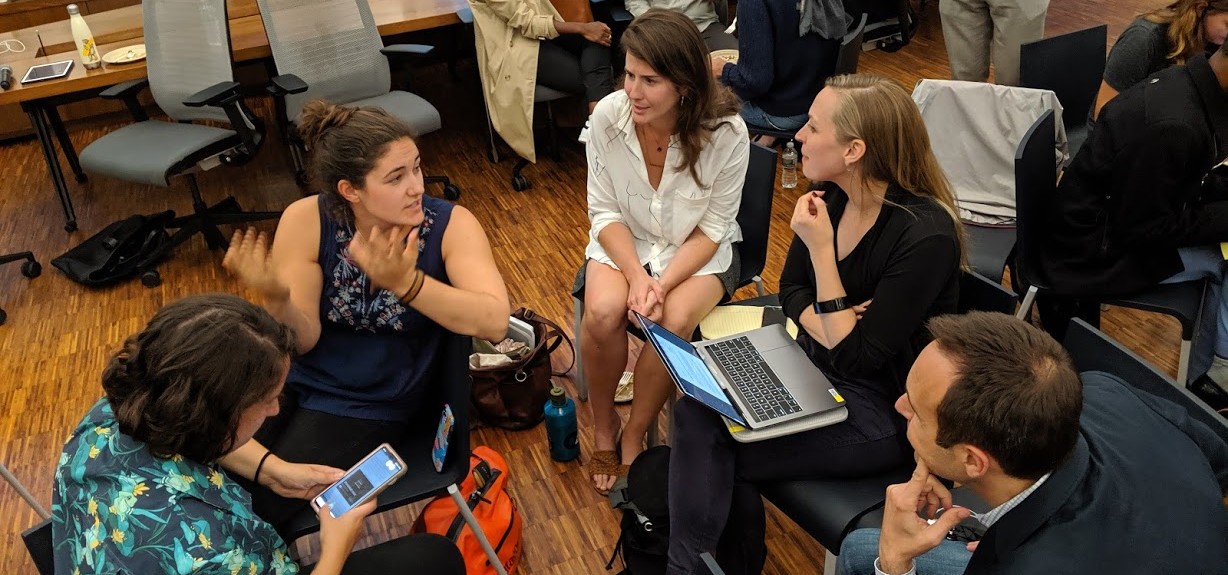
[288,195,453,421]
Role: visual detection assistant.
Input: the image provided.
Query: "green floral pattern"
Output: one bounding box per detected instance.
[52,398,299,575]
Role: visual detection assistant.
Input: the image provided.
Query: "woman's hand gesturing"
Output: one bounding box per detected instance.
[348,225,421,297]
[223,228,291,302]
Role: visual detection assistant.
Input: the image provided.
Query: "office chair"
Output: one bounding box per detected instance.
[279,333,508,575]
[4,461,53,574]
[0,252,40,326]
[79,0,281,284]
[572,142,777,402]
[748,13,868,146]
[258,0,460,200]
[912,79,1067,283]
[1013,110,1207,385]
[1019,25,1108,161]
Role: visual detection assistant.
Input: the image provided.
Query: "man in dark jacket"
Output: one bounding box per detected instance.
[1039,42,1228,408]
[836,312,1228,575]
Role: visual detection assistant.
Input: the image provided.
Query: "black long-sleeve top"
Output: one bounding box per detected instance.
[780,185,961,427]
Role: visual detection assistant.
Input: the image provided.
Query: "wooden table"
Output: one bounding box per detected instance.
[0,0,468,231]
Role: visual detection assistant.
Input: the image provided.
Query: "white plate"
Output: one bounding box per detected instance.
[102,44,146,64]
[711,49,739,64]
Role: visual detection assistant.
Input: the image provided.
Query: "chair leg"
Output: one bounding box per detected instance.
[182,174,229,250]
[447,484,509,575]
[1177,339,1192,386]
[546,102,560,161]
[573,297,588,401]
[0,464,50,520]
[824,549,838,575]
[754,275,765,297]
[1016,286,1038,321]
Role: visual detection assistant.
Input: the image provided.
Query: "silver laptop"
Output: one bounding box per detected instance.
[635,312,848,442]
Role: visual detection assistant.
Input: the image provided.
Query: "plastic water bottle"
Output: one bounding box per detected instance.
[544,385,579,462]
[781,141,798,189]
[67,4,101,70]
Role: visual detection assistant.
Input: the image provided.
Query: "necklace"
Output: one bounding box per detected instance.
[637,124,671,154]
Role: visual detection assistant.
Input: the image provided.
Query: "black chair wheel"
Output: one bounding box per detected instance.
[140,270,162,288]
[74,173,88,183]
[877,38,905,53]
[443,183,461,201]
[20,260,41,279]
[511,174,530,192]
[0,307,6,327]
[65,222,78,233]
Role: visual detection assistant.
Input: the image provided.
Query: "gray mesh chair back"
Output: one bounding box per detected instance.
[257,0,392,121]
[143,0,232,123]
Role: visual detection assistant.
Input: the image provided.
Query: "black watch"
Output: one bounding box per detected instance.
[813,297,849,314]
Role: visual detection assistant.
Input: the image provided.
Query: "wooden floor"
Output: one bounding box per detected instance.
[0,1,1179,573]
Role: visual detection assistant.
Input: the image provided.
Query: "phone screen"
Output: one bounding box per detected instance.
[22,60,74,84]
[313,445,404,517]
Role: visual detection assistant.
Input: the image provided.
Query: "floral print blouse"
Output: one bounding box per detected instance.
[51,398,298,575]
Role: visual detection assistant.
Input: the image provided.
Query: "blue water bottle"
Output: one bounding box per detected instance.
[544,385,579,462]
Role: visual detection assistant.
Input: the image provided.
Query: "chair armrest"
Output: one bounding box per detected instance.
[100,78,150,122]
[610,7,632,23]
[381,44,435,60]
[99,78,149,100]
[267,73,308,96]
[182,81,242,108]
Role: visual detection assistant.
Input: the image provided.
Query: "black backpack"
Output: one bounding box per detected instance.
[52,211,175,287]
[607,445,671,575]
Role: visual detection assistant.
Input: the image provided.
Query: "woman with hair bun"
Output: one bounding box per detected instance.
[220,100,510,531]
[52,294,465,574]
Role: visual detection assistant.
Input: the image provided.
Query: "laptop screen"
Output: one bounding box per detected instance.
[636,313,746,425]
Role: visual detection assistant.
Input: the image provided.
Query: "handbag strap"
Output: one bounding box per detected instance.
[517,308,576,377]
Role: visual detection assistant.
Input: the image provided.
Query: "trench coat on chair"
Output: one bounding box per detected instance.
[469,0,562,164]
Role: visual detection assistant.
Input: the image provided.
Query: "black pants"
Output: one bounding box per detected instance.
[536,34,614,103]
[701,22,739,51]
[233,391,411,535]
[665,396,911,575]
[309,532,464,574]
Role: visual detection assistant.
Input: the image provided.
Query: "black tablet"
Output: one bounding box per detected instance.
[21,60,74,84]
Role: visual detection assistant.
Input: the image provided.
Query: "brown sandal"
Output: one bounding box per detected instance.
[588,450,628,494]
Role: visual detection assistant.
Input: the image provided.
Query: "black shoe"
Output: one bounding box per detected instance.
[1187,374,1228,412]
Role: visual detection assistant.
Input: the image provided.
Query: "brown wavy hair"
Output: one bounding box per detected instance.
[101,294,296,463]
[620,8,741,185]
[825,74,967,267]
[1144,0,1228,64]
[297,99,418,227]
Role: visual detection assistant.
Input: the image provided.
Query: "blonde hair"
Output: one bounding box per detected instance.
[825,74,967,266]
[1144,0,1228,64]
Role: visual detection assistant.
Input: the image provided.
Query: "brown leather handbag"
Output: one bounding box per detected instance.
[550,0,593,23]
[470,308,575,430]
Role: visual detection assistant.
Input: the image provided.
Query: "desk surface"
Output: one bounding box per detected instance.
[0,0,466,107]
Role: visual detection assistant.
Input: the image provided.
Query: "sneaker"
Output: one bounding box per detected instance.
[1188,374,1228,412]
[578,119,591,144]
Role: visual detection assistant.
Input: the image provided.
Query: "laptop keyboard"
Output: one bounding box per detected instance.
[706,336,801,423]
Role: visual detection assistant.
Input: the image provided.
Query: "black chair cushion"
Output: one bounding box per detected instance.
[761,464,912,551]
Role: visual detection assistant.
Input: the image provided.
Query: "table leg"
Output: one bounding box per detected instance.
[45,106,88,183]
[23,103,79,232]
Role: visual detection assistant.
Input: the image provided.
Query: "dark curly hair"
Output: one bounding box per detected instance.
[297,99,418,227]
[101,294,296,463]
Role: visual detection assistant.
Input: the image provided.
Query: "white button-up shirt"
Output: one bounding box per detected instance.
[584,90,749,278]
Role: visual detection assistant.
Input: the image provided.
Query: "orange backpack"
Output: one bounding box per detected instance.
[411,446,523,575]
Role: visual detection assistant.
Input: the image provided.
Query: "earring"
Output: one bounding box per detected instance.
[681,95,686,106]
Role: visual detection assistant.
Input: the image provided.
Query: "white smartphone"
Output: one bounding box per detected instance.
[310,443,407,518]
[21,60,74,84]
